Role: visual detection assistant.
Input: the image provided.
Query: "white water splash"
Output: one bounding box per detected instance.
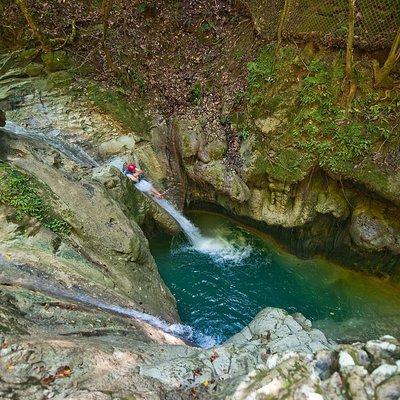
[106,158,249,263]
[149,188,251,263]
[2,121,99,167]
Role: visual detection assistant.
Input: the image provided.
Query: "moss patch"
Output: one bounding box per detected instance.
[87,84,151,137]
[238,44,400,189]
[0,162,70,235]
[41,50,70,72]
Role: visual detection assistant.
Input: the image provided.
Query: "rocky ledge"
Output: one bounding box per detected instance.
[1,303,399,399]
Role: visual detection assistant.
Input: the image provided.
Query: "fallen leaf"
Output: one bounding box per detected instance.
[41,366,71,385]
[41,375,55,385]
[55,366,71,378]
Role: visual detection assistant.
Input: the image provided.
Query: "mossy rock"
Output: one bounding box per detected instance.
[87,84,151,136]
[0,162,70,235]
[47,71,74,89]
[18,48,37,65]
[24,63,44,77]
[41,50,69,72]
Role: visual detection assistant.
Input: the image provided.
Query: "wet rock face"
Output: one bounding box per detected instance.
[0,135,178,322]
[0,109,5,126]
[170,113,400,279]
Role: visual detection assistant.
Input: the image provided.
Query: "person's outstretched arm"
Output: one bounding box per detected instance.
[128,174,139,183]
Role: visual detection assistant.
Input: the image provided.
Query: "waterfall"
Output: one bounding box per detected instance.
[2,121,99,167]
[153,197,203,245]
[2,121,246,260]
[0,256,216,348]
[137,181,251,263]
[0,122,243,345]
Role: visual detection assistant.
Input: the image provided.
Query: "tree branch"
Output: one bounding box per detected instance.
[15,0,52,52]
[374,29,400,86]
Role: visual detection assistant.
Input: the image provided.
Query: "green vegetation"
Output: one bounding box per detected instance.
[190,82,203,104]
[41,50,69,72]
[87,84,151,136]
[240,44,400,182]
[0,163,70,235]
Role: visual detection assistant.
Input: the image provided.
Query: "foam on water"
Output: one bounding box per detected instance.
[152,195,251,263]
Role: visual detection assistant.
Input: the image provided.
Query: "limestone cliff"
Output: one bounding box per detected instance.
[171,114,400,280]
[0,44,399,399]
[0,132,178,321]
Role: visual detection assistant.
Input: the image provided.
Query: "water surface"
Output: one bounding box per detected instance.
[150,211,400,344]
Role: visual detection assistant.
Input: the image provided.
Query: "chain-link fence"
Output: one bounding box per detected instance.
[242,0,399,50]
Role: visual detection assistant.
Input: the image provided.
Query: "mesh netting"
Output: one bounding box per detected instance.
[243,0,285,38]
[282,0,349,46]
[243,0,400,49]
[356,0,399,48]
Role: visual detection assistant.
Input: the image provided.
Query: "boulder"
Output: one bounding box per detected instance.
[371,364,398,386]
[97,135,136,158]
[198,138,227,163]
[375,374,400,400]
[225,307,331,355]
[173,117,202,158]
[350,200,400,254]
[365,337,400,367]
[186,161,251,203]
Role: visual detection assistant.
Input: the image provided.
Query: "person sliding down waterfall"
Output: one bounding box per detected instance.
[124,163,164,199]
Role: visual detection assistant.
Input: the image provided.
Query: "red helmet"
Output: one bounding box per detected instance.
[127,163,136,173]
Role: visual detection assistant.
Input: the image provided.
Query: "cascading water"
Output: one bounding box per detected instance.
[2,121,99,167]
[0,256,216,348]
[107,157,241,259]
[136,184,251,263]
[153,197,203,245]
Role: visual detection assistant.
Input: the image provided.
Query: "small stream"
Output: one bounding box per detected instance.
[150,211,400,345]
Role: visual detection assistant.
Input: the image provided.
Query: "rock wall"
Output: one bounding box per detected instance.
[168,115,400,280]
[0,58,399,399]
[0,132,178,321]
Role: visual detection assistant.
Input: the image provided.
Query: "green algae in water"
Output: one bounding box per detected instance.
[150,211,400,344]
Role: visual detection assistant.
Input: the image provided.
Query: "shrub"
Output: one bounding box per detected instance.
[0,163,70,235]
